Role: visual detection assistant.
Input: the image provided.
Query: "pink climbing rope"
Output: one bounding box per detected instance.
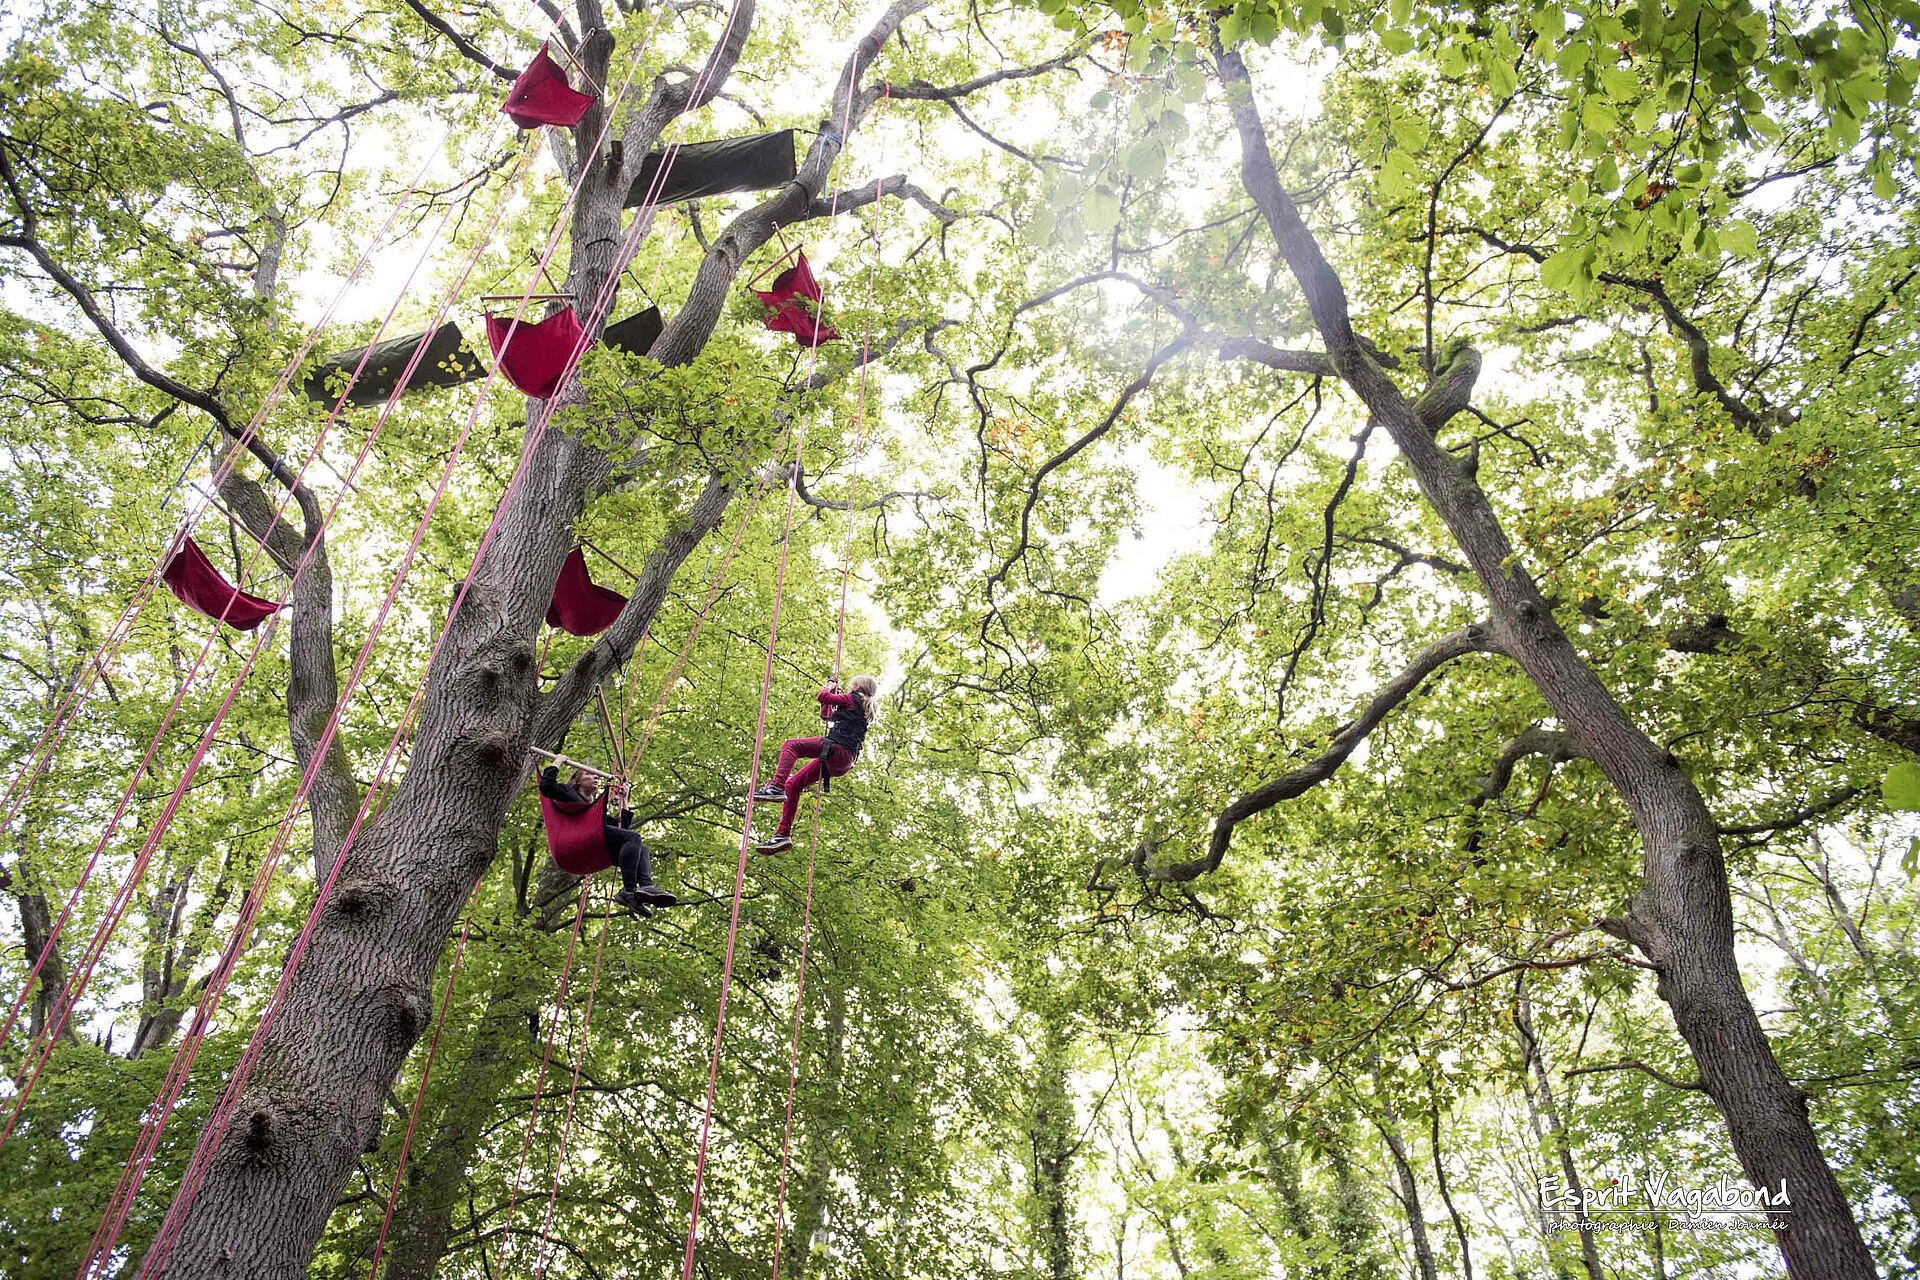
[0,132,475,1079]
[10,157,501,1156]
[768,793,826,1280]
[71,121,561,1266]
[0,126,456,847]
[529,883,617,1280]
[682,28,883,1278]
[485,881,595,1278]
[769,83,892,1280]
[680,427,807,1280]
[135,14,733,1269]
[517,460,781,1272]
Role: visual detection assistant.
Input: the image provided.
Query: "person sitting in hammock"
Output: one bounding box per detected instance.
[539,766,678,911]
[753,676,878,853]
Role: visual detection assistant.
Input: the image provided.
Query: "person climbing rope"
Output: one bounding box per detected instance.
[753,676,878,853]
[538,765,678,910]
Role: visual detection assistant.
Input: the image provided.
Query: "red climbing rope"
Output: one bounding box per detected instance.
[0,139,463,1071]
[74,126,560,1269]
[768,77,890,1280]
[134,12,735,1269]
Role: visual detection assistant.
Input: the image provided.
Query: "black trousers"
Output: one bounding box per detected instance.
[606,829,652,891]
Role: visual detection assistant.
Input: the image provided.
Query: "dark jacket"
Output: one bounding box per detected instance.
[817,687,870,757]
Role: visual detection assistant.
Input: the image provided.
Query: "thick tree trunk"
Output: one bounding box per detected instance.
[146,6,937,1273]
[1217,43,1878,1279]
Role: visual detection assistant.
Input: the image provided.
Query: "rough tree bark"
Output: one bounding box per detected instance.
[1196,39,1880,1279]
[146,3,980,1275]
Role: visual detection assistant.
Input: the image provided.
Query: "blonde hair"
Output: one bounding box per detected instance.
[848,675,878,722]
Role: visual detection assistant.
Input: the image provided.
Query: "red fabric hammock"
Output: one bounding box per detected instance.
[754,251,838,346]
[752,252,823,308]
[540,790,614,875]
[501,45,596,130]
[546,547,627,637]
[161,537,282,631]
[763,300,839,346]
[485,306,586,399]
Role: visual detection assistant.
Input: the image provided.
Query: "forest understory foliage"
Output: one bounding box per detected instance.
[0,0,1917,1276]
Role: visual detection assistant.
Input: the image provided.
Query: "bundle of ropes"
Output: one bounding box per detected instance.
[0,3,896,1276]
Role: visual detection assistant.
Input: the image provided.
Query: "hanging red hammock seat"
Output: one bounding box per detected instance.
[540,789,614,875]
[763,300,839,346]
[485,305,587,399]
[162,536,283,631]
[546,547,627,637]
[753,251,838,346]
[753,252,824,308]
[501,45,596,130]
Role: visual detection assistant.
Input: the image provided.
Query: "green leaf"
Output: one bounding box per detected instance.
[1488,56,1518,97]
[1380,149,1420,199]
[1024,206,1057,246]
[1599,66,1638,99]
[1390,114,1430,151]
[1885,763,1920,810]
[1541,246,1585,292]
[1124,138,1167,182]
[1872,156,1897,200]
[1718,219,1758,256]
[1085,187,1121,234]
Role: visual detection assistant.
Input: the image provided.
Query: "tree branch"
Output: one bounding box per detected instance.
[792,459,929,512]
[401,0,518,82]
[0,147,319,533]
[1138,622,1503,882]
[1564,1059,1703,1092]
